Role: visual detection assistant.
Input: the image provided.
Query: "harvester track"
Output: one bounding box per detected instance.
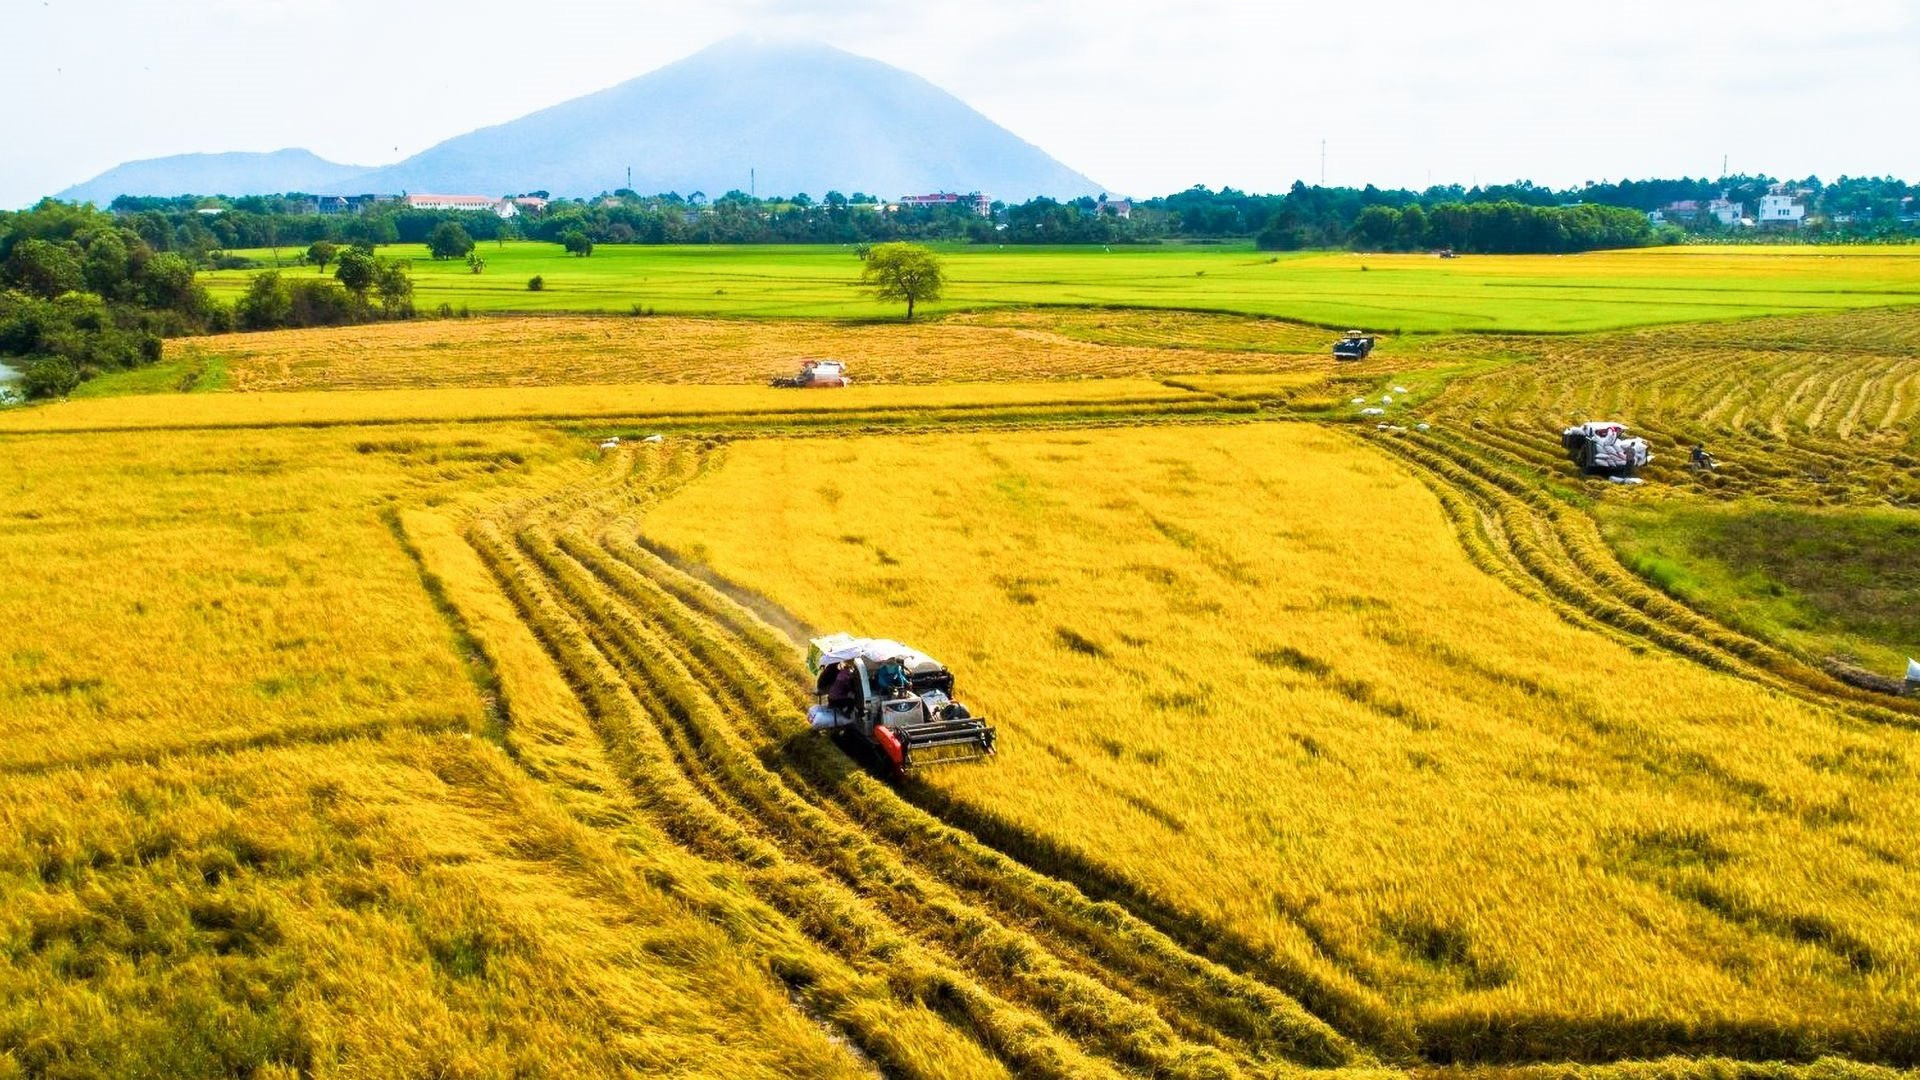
[460,441,1368,1079]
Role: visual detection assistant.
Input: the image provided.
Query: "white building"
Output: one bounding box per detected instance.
[1758,186,1805,228]
[1707,197,1743,226]
[403,193,520,218]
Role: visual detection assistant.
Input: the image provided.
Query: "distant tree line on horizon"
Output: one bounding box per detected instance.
[86,174,1920,261]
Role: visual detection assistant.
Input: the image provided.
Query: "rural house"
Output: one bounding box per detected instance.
[1758,185,1805,228]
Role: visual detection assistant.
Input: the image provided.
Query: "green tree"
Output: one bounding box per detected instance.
[373,259,414,317]
[306,240,338,274]
[236,271,294,330]
[858,242,944,320]
[1351,205,1401,250]
[334,248,376,297]
[6,238,85,299]
[427,221,475,260]
[1396,203,1429,249]
[139,252,198,312]
[466,251,485,274]
[561,230,594,257]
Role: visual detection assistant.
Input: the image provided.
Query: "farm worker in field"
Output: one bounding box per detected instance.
[816,661,842,697]
[874,656,910,696]
[828,663,860,717]
[1690,444,1716,470]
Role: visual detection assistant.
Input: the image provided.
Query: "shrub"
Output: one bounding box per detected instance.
[528,276,545,292]
[21,356,81,397]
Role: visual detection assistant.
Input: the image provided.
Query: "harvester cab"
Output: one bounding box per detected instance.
[1332,331,1376,360]
[1560,420,1653,480]
[805,633,996,775]
[770,359,851,388]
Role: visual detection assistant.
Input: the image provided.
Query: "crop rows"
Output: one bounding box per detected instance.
[1361,424,1920,733]
[1419,308,1920,505]
[458,440,1368,1079]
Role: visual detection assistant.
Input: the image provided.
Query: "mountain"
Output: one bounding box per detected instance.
[349,36,1099,201]
[53,38,1102,204]
[56,148,370,205]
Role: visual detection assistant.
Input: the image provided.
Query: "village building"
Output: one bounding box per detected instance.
[403,193,521,218]
[898,191,992,216]
[1758,185,1806,228]
[1095,197,1132,219]
[1707,197,1743,226]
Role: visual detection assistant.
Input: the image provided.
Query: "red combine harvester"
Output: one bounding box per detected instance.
[805,633,996,775]
[770,359,851,388]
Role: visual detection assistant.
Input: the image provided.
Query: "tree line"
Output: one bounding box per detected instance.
[0,201,417,398]
[93,173,1920,261]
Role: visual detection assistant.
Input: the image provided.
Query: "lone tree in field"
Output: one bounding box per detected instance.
[427,222,475,260]
[561,230,594,257]
[306,241,337,274]
[860,242,944,320]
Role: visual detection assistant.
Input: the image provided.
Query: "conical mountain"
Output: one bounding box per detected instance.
[55,37,1101,203]
[347,36,1100,200]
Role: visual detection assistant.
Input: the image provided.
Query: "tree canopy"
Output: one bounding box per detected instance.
[859,243,944,320]
[426,221,475,260]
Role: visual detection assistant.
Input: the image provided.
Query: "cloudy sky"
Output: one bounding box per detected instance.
[6,0,1918,207]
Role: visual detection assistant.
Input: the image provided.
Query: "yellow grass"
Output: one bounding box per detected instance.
[641,423,1920,1059]
[181,313,1332,392]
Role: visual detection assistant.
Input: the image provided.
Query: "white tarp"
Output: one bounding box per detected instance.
[808,633,941,675]
[1908,658,1920,682]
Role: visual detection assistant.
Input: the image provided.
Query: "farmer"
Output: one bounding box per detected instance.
[873,656,910,697]
[827,662,860,717]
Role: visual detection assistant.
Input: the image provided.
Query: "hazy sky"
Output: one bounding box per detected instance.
[6,0,1918,207]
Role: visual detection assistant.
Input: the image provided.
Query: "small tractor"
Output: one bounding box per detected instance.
[1561,420,1652,480]
[1332,331,1376,361]
[770,359,851,388]
[806,633,996,775]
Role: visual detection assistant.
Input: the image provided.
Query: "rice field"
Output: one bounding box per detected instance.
[153,311,1333,392]
[5,288,1920,1076]
[638,425,1920,1064]
[197,243,1920,331]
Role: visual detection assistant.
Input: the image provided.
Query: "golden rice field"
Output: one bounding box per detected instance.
[639,426,1920,1063]
[1415,308,1920,506]
[5,297,1920,1077]
[173,311,1334,392]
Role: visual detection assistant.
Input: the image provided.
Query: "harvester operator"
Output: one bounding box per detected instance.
[874,657,910,697]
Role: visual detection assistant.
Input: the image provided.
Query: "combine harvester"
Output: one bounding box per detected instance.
[806,633,996,775]
[1332,331,1376,360]
[770,359,852,388]
[1561,420,1653,482]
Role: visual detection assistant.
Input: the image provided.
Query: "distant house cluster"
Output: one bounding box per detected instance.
[897,191,992,216]
[403,193,549,217]
[1648,185,1806,229]
[280,192,547,218]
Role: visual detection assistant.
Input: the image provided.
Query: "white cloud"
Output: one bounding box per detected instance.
[4,0,1917,207]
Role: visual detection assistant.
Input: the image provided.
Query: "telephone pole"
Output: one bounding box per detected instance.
[750,168,756,199]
